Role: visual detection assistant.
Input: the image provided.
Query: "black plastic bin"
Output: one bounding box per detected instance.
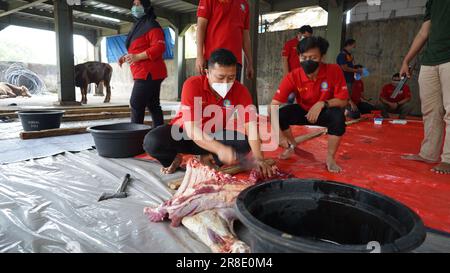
[17,110,65,132]
[235,179,426,253]
[88,123,151,158]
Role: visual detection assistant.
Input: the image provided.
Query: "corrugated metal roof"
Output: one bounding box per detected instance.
[0,0,199,32]
[151,0,198,13]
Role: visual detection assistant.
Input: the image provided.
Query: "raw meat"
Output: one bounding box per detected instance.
[181,208,250,253]
[144,158,292,253]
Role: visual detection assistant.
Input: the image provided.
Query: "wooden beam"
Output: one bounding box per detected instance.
[270,0,320,12]
[19,118,172,140]
[19,8,120,30]
[20,127,89,139]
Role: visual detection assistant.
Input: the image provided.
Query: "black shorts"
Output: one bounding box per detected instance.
[279,104,346,136]
[143,124,251,167]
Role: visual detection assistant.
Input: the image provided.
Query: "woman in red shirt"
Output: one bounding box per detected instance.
[119,0,168,126]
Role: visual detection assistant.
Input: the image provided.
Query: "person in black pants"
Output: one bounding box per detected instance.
[129,75,164,125]
[119,0,167,127]
[143,48,273,178]
[144,126,251,168]
[271,37,349,173]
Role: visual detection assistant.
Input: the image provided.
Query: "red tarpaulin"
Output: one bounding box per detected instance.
[136,119,450,234]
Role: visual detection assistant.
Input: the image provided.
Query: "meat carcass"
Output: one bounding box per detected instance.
[181,208,250,253]
[144,158,292,253]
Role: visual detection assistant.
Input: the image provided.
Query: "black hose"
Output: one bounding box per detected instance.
[4,63,46,95]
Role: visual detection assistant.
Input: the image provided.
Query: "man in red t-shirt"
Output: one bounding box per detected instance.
[270,37,349,173]
[282,25,313,104]
[282,25,313,76]
[195,0,253,82]
[379,73,413,119]
[143,49,273,177]
[345,65,377,119]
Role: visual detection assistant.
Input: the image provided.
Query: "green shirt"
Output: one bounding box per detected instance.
[421,0,450,66]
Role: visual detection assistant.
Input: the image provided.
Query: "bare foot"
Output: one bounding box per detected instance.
[161,154,182,175]
[279,137,289,149]
[280,147,295,160]
[432,163,450,175]
[401,154,438,164]
[326,158,342,173]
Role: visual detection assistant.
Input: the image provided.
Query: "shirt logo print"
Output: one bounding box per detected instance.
[223,99,232,107]
[241,3,246,12]
[321,82,329,92]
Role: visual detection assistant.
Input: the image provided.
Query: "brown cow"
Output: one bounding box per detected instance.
[0,82,31,99]
[75,61,113,104]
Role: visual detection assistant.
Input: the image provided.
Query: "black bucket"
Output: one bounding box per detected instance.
[17,110,65,132]
[235,179,426,253]
[88,123,151,158]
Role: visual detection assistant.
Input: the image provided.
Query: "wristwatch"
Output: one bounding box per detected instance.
[323,100,329,109]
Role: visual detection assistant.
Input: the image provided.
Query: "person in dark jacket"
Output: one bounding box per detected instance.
[119,0,168,126]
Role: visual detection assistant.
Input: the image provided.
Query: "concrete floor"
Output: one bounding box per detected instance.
[1,93,449,253]
[0,91,181,111]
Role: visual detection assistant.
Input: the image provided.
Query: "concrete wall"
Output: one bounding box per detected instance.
[185,27,327,105]
[183,18,424,115]
[351,0,427,22]
[347,16,423,115]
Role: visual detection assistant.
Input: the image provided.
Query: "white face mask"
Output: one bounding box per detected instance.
[211,82,234,98]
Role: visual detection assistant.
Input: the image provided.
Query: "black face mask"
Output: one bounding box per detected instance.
[301,60,319,74]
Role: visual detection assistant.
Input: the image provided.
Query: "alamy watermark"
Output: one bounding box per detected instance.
[66,0,81,6]
[170,97,282,152]
[367,241,381,253]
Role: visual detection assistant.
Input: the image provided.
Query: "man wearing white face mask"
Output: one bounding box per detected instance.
[143,49,273,178]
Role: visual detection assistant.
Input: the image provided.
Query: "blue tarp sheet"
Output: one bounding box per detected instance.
[106,28,174,63]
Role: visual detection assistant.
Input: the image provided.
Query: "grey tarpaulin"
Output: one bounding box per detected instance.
[0,134,94,164]
[0,150,210,253]
[0,118,150,164]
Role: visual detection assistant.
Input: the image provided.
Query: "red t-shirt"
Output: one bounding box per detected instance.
[282,38,300,72]
[170,75,256,133]
[380,84,411,103]
[128,28,168,80]
[197,0,250,64]
[351,80,364,104]
[273,63,349,111]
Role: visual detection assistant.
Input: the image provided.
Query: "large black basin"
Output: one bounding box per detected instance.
[235,179,426,253]
[88,123,151,158]
[17,110,65,132]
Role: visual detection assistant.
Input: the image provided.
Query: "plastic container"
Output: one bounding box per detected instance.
[235,179,426,253]
[390,120,408,125]
[17,110,65,132]
[374,118,384,125]
[88,123,151,158]
[354,68,370,80]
